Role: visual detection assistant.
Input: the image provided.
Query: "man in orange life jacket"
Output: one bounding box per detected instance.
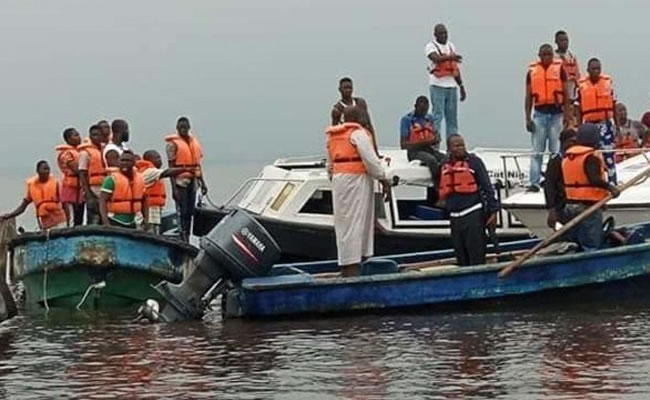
[562,124,620,251]
[0,161,67,230]
[56,127,84,226]
[400,96,445,199]
[78,125,107,224]
[544,128,577,229]
[166,116,208,240]
[525,43,570,192]
[614,103,646,162]
[136,150,189,234]
[438,134,497,266]
[99,150,147,229]
[331,77,378,155]
[577,58,617,185]
[425,23,466,140]
[327,106,391,277]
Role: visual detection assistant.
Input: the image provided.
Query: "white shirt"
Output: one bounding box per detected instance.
[425,40,459,88]
[102,143,128,166]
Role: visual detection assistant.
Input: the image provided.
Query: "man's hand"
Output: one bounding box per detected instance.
[546,209,557,229]
[453,54,463,63]
[485,212,497,228]
[526,119,536,133]
[201,184,208,196]
[379,178,392,201]
[609,185,621,198]
[459,85,467,102]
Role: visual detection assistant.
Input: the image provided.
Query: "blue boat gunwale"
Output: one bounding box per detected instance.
[242,240,650,291]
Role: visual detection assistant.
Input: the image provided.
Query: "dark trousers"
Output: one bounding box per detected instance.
[174,180,197,240]
[565,203,603,251]
[450,210,487,266]
[86,195,101,225]
[70,203,85,226]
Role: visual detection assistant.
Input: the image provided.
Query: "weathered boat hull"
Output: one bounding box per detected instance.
[10,227,198,310]
[224,242,650,318]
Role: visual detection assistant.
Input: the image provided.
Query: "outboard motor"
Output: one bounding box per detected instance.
[141,209,280,322]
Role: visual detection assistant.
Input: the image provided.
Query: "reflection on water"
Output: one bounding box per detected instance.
[1,305,650,399]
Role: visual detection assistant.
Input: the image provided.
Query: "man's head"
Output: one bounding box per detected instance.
[62,127,81,146]
[560,128,577,152]
[538,43,554,67]
[615,103,628,123]
[433,24,448,44]
[111,119,129,143]
[338,77,353,99]
[88,124,103,146]
[447,133,466,160]
[118,150,136,175]
[587,58,601,81]
[414,96,429,117]
[36,160,50,181]
[343,105,362,124]
[555,30,569,52]
[98,120,111,144]
[176,116,191,138]
[143,150,162,168]
[577,123,601,148]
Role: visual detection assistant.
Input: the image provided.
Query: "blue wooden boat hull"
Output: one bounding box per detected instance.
[9,226,198,309]
[223,241,650,318]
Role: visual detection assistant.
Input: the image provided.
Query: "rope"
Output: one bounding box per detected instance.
[75,281,106,310]
[203,193,221,209]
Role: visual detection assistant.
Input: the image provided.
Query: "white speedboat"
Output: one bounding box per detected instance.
[194,148,534,262]
[502,151,650,237]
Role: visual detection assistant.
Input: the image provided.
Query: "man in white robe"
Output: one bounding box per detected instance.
[327,106,390,276]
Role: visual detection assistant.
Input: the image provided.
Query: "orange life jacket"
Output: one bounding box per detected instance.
[26,175,66,229]
[55,144,80,189]
[557,52,579,82]
[438,160,478,200]
[326,122,373,174]
[529,60,564,107]
[578,75,614,123]
[430,43,459,78]
[135,160,166,208]
[401,116,437,149]
[615,133,640,163]
[561,145,609,202]
[107,170,145,214]
[78,142,106,186]
[165,134,203,179]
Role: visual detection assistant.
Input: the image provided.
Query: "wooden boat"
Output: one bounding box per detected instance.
[9,226,198,310]
[222,225,650,319]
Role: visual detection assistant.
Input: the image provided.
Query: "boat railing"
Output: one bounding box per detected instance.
[220,177,306,210]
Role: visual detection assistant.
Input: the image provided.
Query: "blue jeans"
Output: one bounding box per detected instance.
[529,111,562,186]
[429,85,458,141]
[565,204,603,251]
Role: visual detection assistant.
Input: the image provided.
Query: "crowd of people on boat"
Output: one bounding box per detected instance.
[0,117,206,241]
[326,24,648,274]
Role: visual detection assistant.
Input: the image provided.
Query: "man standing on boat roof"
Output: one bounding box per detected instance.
[165,116,208,241]
[327,105,391,277]
[78,125,107,224]
[331,77,378,154]
[577,58,617,185]
[525,43,570,192]
[56,127,84,226]
[103,119,130,168]
[438,134,497,266]
[561,124,620,251]
[425,23,466,144]
[0,161,67,230]
[400,96,445,192]
[99,150,147,229]
[544,128,577,229]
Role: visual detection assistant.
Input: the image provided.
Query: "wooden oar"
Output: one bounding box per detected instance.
[499,165,650,278]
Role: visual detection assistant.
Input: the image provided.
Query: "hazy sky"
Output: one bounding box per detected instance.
[2,0,649,174]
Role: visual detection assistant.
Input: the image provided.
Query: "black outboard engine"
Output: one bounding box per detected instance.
[141,209,280,322]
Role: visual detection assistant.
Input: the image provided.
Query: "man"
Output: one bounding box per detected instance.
[165,116,208,240]
[136,150,188,234]
[331,77,378,153]
[425,23,466,140]
[577,58,617,184]
[103,119,130,167]
[614,103,646,162]
[438,134,497,266]
[524,43,570,192]
[327,106,390,277]
[56,127,84,226]
[562,124,620,251]
[78,125,107,224]
[0,161,67,230]
[99,150,146,229]
[544,129,577,229]
[399,96,445,190]
[98,120,112,145]
[554,30,580,101]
